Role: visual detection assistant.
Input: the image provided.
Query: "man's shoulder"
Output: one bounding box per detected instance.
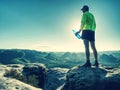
[85,12,93,15]
[85,12,94,17]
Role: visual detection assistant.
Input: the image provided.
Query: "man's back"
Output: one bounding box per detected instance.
[81,11,96,31]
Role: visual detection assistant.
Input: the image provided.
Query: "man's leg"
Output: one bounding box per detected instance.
[83,39,90,61]
[90,41,99,67]
[82,39,91,67]
[90,41,97,60]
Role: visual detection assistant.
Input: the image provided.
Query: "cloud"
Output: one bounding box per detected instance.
[31,44,56,51]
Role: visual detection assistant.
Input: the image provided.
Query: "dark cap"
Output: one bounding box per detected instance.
[81,5,89,11]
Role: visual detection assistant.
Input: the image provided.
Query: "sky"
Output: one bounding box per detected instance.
[0,0,120,52]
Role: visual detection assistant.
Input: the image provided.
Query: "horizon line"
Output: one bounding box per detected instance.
[0,48,119,53]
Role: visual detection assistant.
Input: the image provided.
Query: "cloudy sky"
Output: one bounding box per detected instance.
[0,0,120,52]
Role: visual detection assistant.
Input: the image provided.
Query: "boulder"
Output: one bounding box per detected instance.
[0,64,24,77]
[0,77,42,90]
[43,68,69,90]
[22,63,47,88]
[62,66,120,90]
[0,64,42,90]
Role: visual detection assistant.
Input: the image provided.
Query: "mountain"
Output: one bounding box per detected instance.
[0,49,120,68]
[0,49,84,68]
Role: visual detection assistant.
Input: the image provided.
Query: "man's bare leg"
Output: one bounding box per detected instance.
[83,39,90,61]
[82,39,91,67]
[90,41,99,67]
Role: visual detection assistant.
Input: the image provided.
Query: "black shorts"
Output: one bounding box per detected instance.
[81,30,95,41]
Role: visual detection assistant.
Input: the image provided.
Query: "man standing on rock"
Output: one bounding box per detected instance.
[76,5,99,67]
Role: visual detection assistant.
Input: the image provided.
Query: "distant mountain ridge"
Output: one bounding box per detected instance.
[0,49,120,68]
[0,49,84,68]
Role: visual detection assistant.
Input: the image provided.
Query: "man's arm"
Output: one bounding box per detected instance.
[80,13,87,30]
[76,14,86,34]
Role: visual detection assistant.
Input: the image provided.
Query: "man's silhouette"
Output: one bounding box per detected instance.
[76,5,99,67]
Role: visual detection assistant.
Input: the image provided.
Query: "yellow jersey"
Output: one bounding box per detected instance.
[80,11,96,31]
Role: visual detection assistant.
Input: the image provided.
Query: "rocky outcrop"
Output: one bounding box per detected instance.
[0,63,46,90]
[62,66,120,90]
[43,68,69,90]
[1,63,120,90]
[0,64,69,90]
[0,64,24,77]
[22,63,47,88]
[0,77,41,90]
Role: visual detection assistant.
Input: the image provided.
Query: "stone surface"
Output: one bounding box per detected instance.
[1,63,120,90]
[0,77,41,90]
[0,64,44,90]
[22,63,47,88]
[62,66,120,90]
[43,67,69,90]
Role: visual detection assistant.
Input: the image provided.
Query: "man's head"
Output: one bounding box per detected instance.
[81,5,89,13]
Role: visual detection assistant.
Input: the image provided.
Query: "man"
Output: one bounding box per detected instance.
[76,5,99,67]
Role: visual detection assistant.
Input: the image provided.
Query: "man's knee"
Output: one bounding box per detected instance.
[90,42,95,49]
[85,46,89,51]
[91,45,95,50]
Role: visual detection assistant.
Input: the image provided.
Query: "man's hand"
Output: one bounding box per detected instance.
[75,29,81,36]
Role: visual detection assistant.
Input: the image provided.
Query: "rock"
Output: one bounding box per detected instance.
[43,68,69,90]
[0,64,42,90]
[0,77,42,90]
[22,63,47,88]
[0,64,24,77]
[62,66,120,90]
[0,63,47,89]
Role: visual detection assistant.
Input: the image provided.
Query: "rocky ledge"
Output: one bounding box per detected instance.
[0,64,44,90]
[0,63,120,90]
[62,66,120,90]
[0,63,69,90]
